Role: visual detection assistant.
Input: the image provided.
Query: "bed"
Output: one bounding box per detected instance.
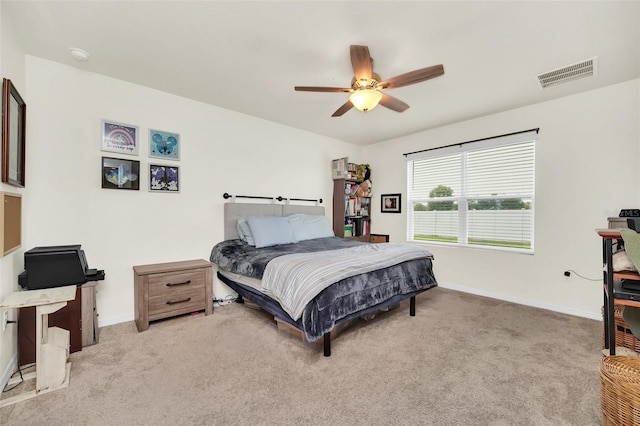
[209,202,438,356]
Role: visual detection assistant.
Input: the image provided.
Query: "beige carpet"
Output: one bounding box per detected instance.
[0,288,602,425]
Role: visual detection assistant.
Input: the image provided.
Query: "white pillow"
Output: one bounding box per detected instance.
[246,216,295,248]
[236,217,255,246]
[287,214,334,242]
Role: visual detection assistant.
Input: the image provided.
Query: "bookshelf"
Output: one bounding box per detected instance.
[332,162,374,241]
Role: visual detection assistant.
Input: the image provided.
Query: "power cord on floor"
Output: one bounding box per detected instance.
[213,294,238,306]
[2,363,35,393]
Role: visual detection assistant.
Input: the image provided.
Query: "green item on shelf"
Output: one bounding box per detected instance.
[619,228,640,339]
[620,229,640,270]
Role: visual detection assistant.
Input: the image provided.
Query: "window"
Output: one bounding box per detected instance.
[406,130,537,252]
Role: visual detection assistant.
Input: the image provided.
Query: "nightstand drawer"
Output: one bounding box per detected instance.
[148,270,205,298]
[370,234,389,243]
[148,287,206,319]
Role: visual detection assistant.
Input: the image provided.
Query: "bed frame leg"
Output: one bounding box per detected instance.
[323,333,331,357]
[410,296,416,316]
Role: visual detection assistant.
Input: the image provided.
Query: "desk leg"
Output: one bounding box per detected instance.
[605,238,616,355]
[603,238,609,350]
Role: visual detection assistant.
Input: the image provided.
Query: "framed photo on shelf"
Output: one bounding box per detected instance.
[149,164,179,192]
[2,78,26,187]
[101,120,139,155]
[381,193,401,213]
[101,156,140,190]
[149,129,180,160]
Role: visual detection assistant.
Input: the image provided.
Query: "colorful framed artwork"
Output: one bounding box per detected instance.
[101,156,140,190]
[149,164,179,192]
[149,129,180,160]
[2,78,26,187]
[381,193,401,213]
[101,120,139,155]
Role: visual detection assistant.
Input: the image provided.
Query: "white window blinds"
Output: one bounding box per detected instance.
[406,129,537,252]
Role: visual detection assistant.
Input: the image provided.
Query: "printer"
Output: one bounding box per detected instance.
[18,245,105,290]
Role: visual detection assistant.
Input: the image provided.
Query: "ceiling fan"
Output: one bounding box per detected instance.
[295,45,444,117]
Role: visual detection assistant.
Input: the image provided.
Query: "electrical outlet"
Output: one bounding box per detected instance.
[2,311,7,331]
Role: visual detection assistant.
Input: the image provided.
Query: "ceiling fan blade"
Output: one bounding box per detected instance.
[378,64,444,90]
[331,101,353,117]
[350,45,372,82]
[295,86,352,93]
[379,93,409,113]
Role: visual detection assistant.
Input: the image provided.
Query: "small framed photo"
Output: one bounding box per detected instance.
[149,129,180,160]
[381,193,401,213]
[101,156,140,190]
[101,120,139,155]
[149,164,179,192]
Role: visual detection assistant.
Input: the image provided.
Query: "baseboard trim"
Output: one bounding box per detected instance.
[98,313,134,328]
[0,353,18,394]
[97,285,602,328]
[438,282,602,321]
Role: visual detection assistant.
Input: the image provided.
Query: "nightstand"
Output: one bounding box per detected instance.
[134,259,212,332]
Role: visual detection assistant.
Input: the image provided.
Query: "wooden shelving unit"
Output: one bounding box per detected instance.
[598,229,640,355]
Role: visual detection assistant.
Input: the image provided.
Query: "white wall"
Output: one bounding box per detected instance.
[22,56,362,327]
[0,2,26,391]
[366,79,640,319]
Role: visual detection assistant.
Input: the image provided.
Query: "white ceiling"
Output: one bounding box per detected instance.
[4,1,640,145]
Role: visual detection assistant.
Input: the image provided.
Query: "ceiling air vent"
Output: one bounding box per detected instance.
[537,57,598,89]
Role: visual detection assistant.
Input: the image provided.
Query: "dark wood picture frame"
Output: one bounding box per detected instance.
[381,193,402,213]
[2,78,26,188]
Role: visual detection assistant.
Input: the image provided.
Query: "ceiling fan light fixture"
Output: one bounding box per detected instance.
[349,89,382,112]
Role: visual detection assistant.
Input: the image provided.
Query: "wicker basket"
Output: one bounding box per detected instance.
[602,305,640,353]
[600,356,640,425]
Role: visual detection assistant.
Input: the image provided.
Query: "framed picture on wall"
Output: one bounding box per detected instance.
[149,129,180,160]
[101,156,140,190]
[149,164,179,192]
[101,120,139,155]
[381,193,401,213]
[2,78,26,188]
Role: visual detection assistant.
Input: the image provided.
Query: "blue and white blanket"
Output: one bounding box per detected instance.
[261,243,433,320]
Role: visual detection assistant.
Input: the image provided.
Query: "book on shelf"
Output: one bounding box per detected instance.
[348,198,356,216]
[354,219,370,236]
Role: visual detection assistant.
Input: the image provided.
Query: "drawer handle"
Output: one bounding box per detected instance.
[166,297,191,305]
[166,280,191,287]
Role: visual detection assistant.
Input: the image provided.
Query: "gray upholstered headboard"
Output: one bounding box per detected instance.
[224,203,325,240]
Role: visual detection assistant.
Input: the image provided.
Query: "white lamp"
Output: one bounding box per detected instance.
[349,89,382,112]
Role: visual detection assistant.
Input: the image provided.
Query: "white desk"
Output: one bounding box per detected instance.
[0,285,76,407]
